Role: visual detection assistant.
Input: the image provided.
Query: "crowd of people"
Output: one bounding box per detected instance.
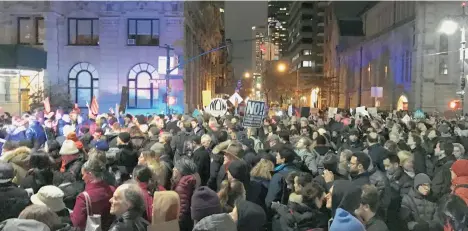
[0,107,467,231]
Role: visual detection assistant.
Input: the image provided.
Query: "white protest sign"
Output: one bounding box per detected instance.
[243,100,266,128]
[402,114,411,124]
[229,92,243,106]
[356,106,368,116]
[328,107,338,118]
[368,107,378,117]
[288,105,293,116]
[206,98,227,117]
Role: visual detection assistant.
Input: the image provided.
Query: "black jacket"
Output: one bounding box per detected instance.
[20,168,54,194]
[109,211,149,231]
[192,146,211,186]
[351,171,371,189]
[0,183,30,222]
[208,153,224,191]
[272,201,328,231]
[411,145,427,175]
[366,216,389,231]
[116,143,139,175]
[248,176,270,212]
[265,163,300,207]
[430,155,457,201]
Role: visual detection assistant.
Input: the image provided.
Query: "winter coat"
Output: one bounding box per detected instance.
[0,219,51,231]
[131,136,147,151]
[193,213,237,231]
[400,189,437,230]
[144,137,159,151]
[71,181,115,231]
[215,163,228,192]
[351,171,371,190]
[339,140,364,153]
[171,131,192,162]
[0,183,30,222]
[172,174,200,231]
[137,182,154,223]
[192,147,210,186]
[5,125,27,142]
[109,211,149,231]
[1,147,31,184]
[208,153,224,191]
[365,216,389,231]
[248,176,270,212]
[265,163,300,207]
[412,145,427,175]
[295,149,318,175]
[387,167,413,231]
[20,168,54,194]
[369,165,391,217]
[151,191,181,231]
[193,126,205,137]
[63,155,85,182]
[431,155,457,200]
[451,175,468,205]
[367,143,388,172]
[116,143,139,175]
[53,171,85,209]
[272,201,328,231]
[26,121,47,148]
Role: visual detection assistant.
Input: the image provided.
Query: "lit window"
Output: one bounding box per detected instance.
[384,65,388,74]
[17,17,44,45]
[219,8,224,13]
[303,50,312,55]
[440,61,448,75]
[303,61,313,67]
[128,63,162,109]
[68,62,99,107]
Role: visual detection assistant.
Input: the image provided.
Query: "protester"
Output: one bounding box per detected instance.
[20,151,54,193]
[109,182,149,231]
[0,162,30,222]
[30,185,71,225]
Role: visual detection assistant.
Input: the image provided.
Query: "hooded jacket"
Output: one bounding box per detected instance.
[192,213,237,231]
[450,159,468,204]
[5,125,27,142]
[1,147,31,184]
[109,210,149,231]
[150,191,180,231]
[26,120,47,148]
[272,201,328,231]
[0,182,30,222]
[236,200,267,231]
[330,208,365,231]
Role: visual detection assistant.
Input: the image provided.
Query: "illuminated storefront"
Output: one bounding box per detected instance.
[311,87,320,108]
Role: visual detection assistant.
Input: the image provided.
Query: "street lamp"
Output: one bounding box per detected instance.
[277,63,287,72]
[276,62,300,106]
[439,5,467,114]
[244,72,251,78]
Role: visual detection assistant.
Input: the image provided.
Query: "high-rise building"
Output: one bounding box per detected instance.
[267,1,290,58]
[287,1,326,80]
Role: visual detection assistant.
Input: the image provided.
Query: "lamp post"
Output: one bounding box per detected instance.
[439,2,467,115]
[277,62,300,106]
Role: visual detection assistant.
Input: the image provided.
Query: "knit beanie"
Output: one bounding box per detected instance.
[452,159,468,177]
[413,173,431,190]
[191,186,222,222]
[228,160,250,185]
[95,140,110,152]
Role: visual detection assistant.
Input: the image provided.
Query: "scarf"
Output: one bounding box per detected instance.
[60,154,79,172]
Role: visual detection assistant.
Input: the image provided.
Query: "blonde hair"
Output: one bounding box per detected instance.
[397,150,412,165]
[218,179,246,212]
[160,132,172,143]
[141,150,167,187]
[201,134,212,144]
[250,158,275,180]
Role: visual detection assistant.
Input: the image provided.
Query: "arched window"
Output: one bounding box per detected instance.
[68,62,99,107]
[127,63,161,108]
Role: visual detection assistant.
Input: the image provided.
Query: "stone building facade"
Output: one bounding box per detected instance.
[326,1,465,112]
[0,1,226,114]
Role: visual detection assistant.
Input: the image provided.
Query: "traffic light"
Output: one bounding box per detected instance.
[449,100,462,110]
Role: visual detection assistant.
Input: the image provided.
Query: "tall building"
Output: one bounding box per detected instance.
[267,1,290,58]
[286,1,327,100]
[0,1,225,114]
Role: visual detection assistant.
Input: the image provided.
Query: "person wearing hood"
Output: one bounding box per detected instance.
[400,173,437,231]
[431,141,457,200]
[171,157,200,231]
[0,144,31,185]
[231,199,266,231]
[450,159,468,204]
[150,191,180,231]
[408,133,428,175]
[327,181,365,231]
[109,182,149,231]
[0,162,30,222]
[271,182,328,231]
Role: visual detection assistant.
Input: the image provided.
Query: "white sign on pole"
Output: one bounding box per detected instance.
[328,107,338,118]
[229,92,243,105]
[368,107,378,117]
[371,87,383,98]
[356,106,369,117]
[243,100,266,128]
[206,98,227,117]
[288,105,293,116]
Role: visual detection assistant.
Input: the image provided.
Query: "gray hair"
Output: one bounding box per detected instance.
[453,143,466,158]
[174,157,198,176]
[82,158,106,180]
[120,181,146,214]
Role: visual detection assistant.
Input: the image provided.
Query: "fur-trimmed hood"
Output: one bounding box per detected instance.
[0,147,31,165]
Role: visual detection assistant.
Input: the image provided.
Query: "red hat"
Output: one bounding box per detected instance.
[452,159,468,177]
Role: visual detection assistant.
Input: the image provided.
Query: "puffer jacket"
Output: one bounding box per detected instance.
[109,210,149,231]
[0,183,30,222]
[400,189,437,229]
[26,120,47,148]
[172,174,200,231]
[1,147,31,184]
[5,125,27,142]
[369,164,391,216]
[295,149,318,176]
[130,136,147,151]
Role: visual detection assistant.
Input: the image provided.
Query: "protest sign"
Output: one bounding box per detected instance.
[206,98,227,117]
[328,107,337,118]
[356,106,368,117]
[368,107,378,117]
[243,100,265,128]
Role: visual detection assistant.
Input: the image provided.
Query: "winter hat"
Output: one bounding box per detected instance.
[413,173,431,190]
[329,208,366,231]
[31,185,66,212]
[452,159,468,177]
[228,160,250,185]
[0,162,14,183]
[438,123,450,134]
[235,200,266,231]
[1,219,51,231]
[191,186,222,221]
[223,143,244,159]
[118,132,131,143]
[95,140,110,152]
[59,140,79,155]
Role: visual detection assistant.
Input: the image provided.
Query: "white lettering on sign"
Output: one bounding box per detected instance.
[246,101,265,115]
[207,98,227,117]
[243,100,266,128]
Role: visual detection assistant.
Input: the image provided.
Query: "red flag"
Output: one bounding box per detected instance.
[43,97,51,113]
[90,96,99,115]
[73,103,81,114]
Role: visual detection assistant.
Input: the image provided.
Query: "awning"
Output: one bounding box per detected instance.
[0,44,47,70]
